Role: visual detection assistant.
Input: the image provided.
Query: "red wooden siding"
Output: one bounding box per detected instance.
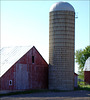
[0,46,48,90]
[84,71,90,84]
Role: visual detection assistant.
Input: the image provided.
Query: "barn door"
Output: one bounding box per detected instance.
[16,64,29,90]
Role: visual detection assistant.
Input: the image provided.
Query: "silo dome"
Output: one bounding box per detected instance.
[83,57,90,71]
[50,2,75,12]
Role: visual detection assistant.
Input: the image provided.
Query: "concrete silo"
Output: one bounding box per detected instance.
[49,2,75,90]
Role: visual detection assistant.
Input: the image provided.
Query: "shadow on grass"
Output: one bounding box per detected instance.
[0,86,90,97]
[0,89,49,97]
[0,89,71,97]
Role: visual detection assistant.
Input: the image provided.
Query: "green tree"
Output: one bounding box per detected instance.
[75,46,90,79]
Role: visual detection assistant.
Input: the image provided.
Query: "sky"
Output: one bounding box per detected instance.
[1,0,90,73]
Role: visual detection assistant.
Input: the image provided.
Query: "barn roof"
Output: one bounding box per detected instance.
[83,57,90,71]
[0,46,32,77]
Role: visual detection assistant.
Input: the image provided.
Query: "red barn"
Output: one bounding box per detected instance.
[0,46,48,90]
[83,57,90,84]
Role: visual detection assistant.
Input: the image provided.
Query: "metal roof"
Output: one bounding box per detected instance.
[50,2,75,12]
[0,46,32,77]
[83,57,90,71]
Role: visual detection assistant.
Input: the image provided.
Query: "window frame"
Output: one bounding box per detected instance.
[32,56,34,63]
[9,80,12,86]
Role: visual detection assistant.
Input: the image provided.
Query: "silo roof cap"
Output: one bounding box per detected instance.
[50,1,75,12]
[83,57,90,71]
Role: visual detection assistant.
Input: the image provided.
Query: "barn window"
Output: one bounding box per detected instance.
[9,80,12,85]
[32,56,34,63]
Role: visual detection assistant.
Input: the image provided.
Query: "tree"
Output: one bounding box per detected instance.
[75,46,90,79]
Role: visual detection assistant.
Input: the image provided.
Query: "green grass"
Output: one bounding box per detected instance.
[75,81,90,91]
[78,84,90,91]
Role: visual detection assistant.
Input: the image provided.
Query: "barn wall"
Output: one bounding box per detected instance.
[84,71,90,84]
[0,47,48,90]
[0,64,15,90]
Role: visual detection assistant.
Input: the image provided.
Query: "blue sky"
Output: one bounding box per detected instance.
[1,0,90,73]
